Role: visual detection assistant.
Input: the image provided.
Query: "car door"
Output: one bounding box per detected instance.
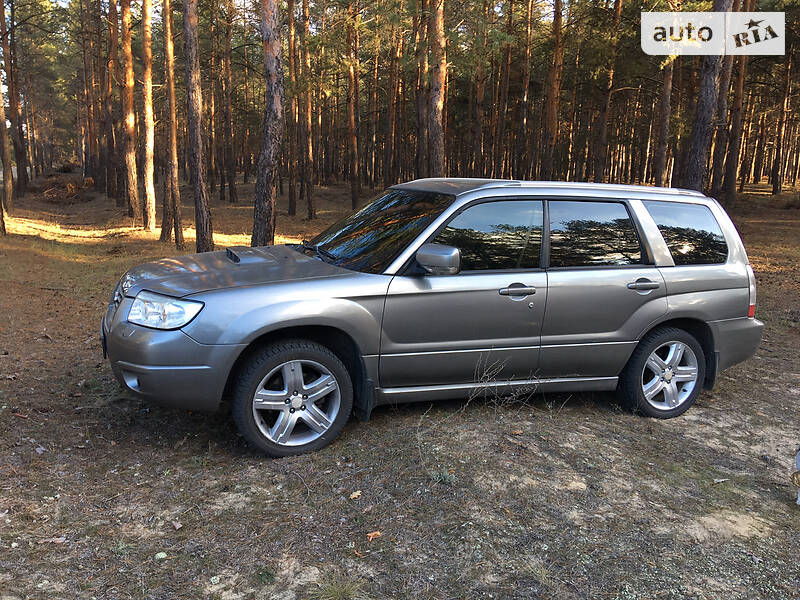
[539,199,668,379]
[379,199,548,388]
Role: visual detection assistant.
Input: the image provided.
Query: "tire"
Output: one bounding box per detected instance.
[231,339,353,457]
[617,326,706,419]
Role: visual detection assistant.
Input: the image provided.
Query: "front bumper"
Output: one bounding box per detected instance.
[709,316,764,373]
[102,299,245,412]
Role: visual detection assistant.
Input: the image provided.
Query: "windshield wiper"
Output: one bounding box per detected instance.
[301,240,337,264]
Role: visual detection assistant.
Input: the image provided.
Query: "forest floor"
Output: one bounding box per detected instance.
[0,174,799,600]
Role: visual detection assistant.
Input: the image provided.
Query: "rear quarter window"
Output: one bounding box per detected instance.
[643,201,728,265]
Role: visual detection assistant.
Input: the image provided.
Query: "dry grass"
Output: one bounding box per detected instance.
[0,176,799,599]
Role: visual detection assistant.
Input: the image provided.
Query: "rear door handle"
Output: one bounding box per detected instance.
[499,285,536,297]
[627,278,660,291]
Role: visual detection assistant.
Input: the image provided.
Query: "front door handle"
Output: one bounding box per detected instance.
[627,278,660,291]
[499,285,536,297]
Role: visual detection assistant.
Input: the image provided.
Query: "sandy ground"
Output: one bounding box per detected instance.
[0,174,799,599]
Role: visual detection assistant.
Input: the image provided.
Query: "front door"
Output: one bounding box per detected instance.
[539,199,668,378]
[380,199,548,388]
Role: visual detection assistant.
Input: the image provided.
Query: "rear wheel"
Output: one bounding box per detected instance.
[232,339,353,457]
[617,326,705,418]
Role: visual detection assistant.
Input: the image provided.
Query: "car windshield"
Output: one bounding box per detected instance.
[307,189,454,273]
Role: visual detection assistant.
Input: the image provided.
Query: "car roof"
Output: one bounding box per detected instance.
[391,178,709,201]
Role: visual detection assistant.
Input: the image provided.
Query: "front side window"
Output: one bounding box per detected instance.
[643,200,728,265]
[548,201,643,267]
[433,200,543,271]
[309,190,454,273]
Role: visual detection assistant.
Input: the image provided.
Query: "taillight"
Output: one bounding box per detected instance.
[746,264,757,318]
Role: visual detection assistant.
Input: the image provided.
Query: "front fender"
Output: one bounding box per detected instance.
[181,275,391,355]
[227,298,384,354]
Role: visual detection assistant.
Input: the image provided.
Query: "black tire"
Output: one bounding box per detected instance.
[617,326,706,419]
[231,339,353,457]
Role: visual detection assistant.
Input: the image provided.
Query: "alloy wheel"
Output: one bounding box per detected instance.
[251,359,341,446]
[641,341,699,411]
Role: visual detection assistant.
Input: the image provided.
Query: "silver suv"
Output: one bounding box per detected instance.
[102,179,763,456]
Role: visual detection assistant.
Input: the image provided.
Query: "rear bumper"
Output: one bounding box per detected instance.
[102,309,244,412]
[709,317,764,373]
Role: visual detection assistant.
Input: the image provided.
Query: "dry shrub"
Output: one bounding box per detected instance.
[40,175,94,205]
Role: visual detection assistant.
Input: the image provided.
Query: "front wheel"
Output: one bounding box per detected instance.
[617,326,705,418]
[232,339,353,457]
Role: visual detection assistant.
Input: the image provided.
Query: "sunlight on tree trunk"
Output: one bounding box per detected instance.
[161,0,184,250]
[653,58,674,188]
[120,0,140,221]
[0,54,14,213]
[1,0,27,197]
[141,0,156,231]
[771,52,792,196]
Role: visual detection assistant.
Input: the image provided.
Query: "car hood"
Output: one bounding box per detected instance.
[122,245,348,298]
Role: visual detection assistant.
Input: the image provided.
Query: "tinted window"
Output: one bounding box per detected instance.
[548,201,642,267]
[644,201,728,265]
[310,190,453,273]
[433,201,543,270]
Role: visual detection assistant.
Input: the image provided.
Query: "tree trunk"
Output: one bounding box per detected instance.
[428,0,445,177]
[386,25,401,184]
[346,0,360,209]
[710,50,736,198]
[252,0,284,247]
[493,0,512,178]
[141,0,156,230]
[183,0,214,252]
[592,0,623,183]
[161,0,184,249]
[682,0,733,191]
[540,0,563,180]
[772,52,792,195]
[120,0,140,220]
[517,0,534,178]
[653,58,674,187]
[1,1,27,196]
[208,0,217,197]
[104,0,119,199]
[415,0,429,179]
[472,0,488,177]
[78,0,98,182]
[223,0,238,203]
[0,42,13,212]
[301,0,313,218]
[286,0,297,215]
[752,111,766,184]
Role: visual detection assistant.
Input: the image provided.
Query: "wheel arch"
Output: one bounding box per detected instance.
[222,325,377,421]
[637,317,716,389]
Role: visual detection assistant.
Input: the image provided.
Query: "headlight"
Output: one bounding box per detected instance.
[127,291,204,330]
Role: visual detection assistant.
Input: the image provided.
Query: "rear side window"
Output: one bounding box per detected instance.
[548,201,643,267]
[434,200,543,270]
[643,201,728,265]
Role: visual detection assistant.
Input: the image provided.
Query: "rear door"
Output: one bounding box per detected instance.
[539,200,668,379]
[380,199,547,388]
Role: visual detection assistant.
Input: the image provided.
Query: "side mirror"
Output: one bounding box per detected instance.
[415,243,460,276]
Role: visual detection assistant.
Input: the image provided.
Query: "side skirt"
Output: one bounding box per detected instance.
[375,376,618,405]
